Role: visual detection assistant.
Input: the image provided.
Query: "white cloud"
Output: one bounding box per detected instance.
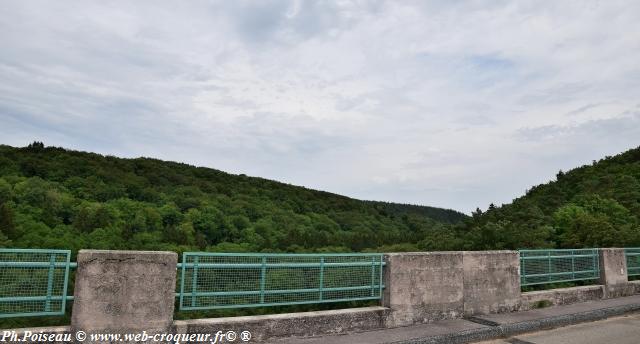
[1,0,639,212]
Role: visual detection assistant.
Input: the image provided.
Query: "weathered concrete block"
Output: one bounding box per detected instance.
[71,250,177,341]
[462,251,520,315]
[383,252,464,327]
[599,248,628,298]
[599,248,627,285]
[520,285,604,311]
[174,306,387,343]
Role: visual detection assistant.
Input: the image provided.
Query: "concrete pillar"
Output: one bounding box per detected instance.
[599,248,628,298]
[462,251,520,315]
[71,250,178,342]
[383,252,464,327]
[383,251,520,327]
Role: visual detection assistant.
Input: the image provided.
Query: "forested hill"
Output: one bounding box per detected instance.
[0,142,466,254]
[456,146,640,250]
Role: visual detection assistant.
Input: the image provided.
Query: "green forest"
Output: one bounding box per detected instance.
[1,142,640,254]
[0,142,465,255]
[456,146,640,250]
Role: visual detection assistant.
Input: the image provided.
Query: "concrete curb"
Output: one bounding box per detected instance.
[392,303,640,344]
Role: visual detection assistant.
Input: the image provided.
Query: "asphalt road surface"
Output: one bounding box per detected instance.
[478,313,640,344]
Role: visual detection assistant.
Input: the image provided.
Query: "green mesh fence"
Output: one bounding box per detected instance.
[520,249,600,287]
[625,248,640,277]
[178,253,384,311]
[0,249,71,318]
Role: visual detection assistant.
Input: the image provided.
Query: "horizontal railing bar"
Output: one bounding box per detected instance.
[521,254,597,260]
[179,296,381,311]
[0,262,72,268]
[178,262,384,269]
[0,311,65,319]
[182,252,384,257]
[521,276,600,286]
[179,284,385,298]
[521,270,598,278]
[0,249,71,253]
[0,295,68,302]
[519,249,598,252]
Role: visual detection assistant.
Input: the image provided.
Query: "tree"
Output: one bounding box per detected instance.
[0,203,16,239]
[0,178,12,203]
[555,196,640,247]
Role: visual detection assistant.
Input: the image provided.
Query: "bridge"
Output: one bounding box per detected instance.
[1,248,639,343]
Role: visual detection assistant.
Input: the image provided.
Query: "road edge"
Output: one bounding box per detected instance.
[392,303,640,344]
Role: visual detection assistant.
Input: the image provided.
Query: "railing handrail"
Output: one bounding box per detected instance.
[180,252,384,257]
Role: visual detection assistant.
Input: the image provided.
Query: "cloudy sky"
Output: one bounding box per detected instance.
[1,1,639,213]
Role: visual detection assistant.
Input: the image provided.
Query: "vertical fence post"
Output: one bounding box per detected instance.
[61,251,70,314]
[190,256,199,308]
[319,257,324,301]
[520,254,524,286]
[179,253,186,310]
[260,256,267,304]
[44,253,56,312]
[571,250,576,281]
[370,256,376,297]
[547,251,552,284]
[378,254,383,299]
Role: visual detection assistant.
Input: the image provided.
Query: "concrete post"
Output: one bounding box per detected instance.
[71,250,178,343]
[462,251,521,315]
[383,251,520,327]
[599,248,628,298]
[383,252,464,327]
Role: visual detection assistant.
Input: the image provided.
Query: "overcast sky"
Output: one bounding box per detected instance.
[1,1,639,213]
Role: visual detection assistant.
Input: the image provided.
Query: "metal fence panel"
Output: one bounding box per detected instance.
[625,248,640,277]
[178,253,384,311]
[520,249,600,287]
[0,249,71,318]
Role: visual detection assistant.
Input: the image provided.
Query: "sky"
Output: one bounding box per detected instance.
[1,1,639,213]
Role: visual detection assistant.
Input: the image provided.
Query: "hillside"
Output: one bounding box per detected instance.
[455,146,640,250]
[0,142,466,254]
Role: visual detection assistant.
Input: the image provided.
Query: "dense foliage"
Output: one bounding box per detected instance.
[455,146,640,249]
[0,143,466,255]
[2,142,639,254]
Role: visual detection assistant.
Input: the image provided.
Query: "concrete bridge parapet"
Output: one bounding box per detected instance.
[383,251,521,327]
[71,250,178,343]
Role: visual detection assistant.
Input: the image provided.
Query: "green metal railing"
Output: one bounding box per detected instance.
[520,249,600,287]
[0,249,72,318]
[5,247,633,317]
[625,248,640,277]
[178,253,385,311]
